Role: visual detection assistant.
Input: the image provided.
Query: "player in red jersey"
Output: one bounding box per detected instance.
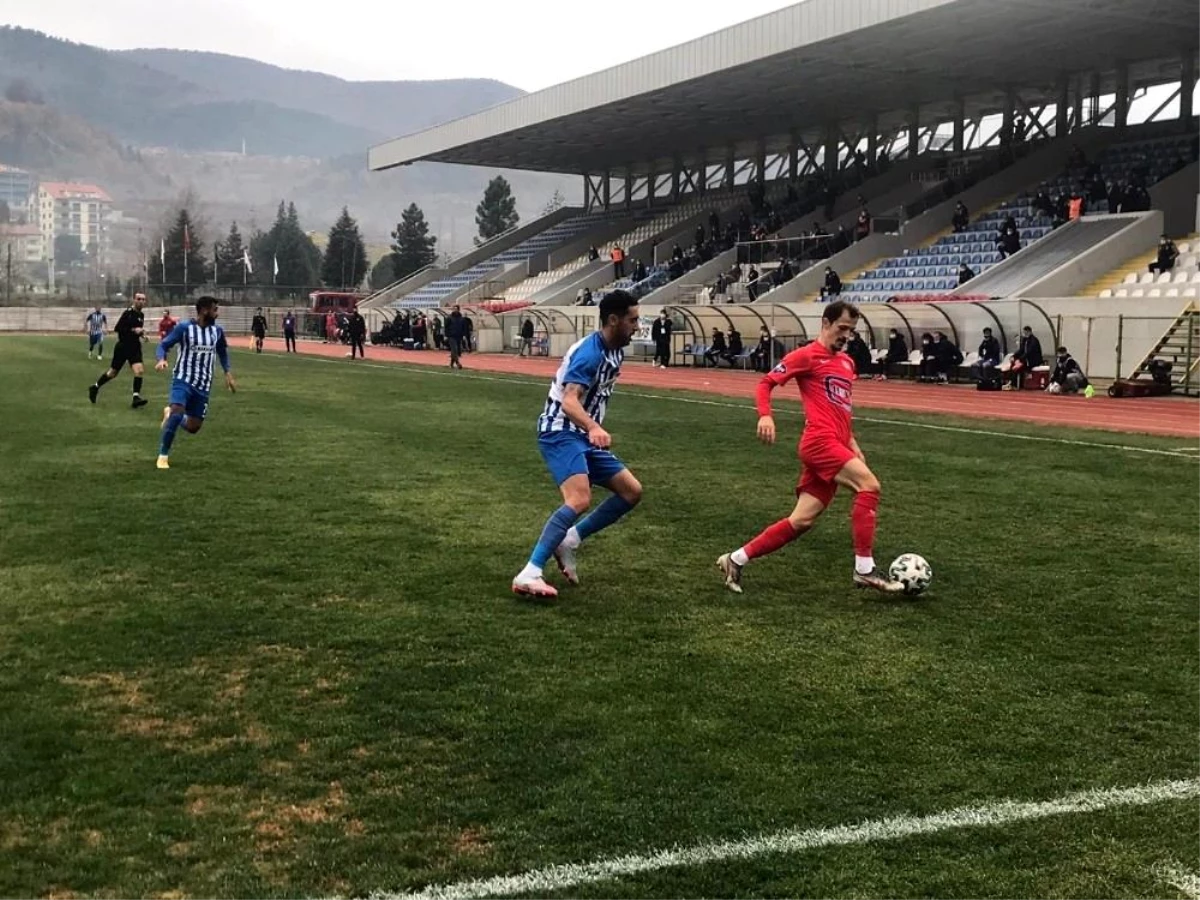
[717,300,903,594]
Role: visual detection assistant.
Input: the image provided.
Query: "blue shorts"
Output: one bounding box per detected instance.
[538,429,627,487]
[169,379,210,421]
[88,333,102,347]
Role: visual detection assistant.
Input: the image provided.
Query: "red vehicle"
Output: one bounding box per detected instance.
[309,291,366,314]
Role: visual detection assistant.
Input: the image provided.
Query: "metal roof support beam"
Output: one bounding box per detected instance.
[671,162,681,202]
[1143,83,1182,124]
[788,139,799,182]
[1013,93,1053,142]
[646,171,656,205]
[953,100,965,155]
[1185,51,1195,128]
[725,148,736,189]
[1002,88,1016,146]
[756,140,767,185]
[867,116,878,169]
[623,172,633,210]
[1115,62,1130,132]
[1088,72,1102,125]
[602,173,611,210]
[1056,75,1070,137]
[584,174,604,212]
[824,127,838,176]
[907,106,920,159]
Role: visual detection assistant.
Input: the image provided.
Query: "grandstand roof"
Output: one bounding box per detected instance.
[369,0,1198,176]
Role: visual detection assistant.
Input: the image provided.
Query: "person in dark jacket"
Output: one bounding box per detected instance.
[821,266,842,299]
[444,304,467,369]
[251,307,268,354]
[1008,325,1044,389]
[846,330,873,377]
[721,327,744,366]
[518,317,535,357]
[917,333,938,382]
[971,327,1002,382]
[951,202,970,233]
[933,331,963,383]
[703,328,727,367]
[651,310,672,368]
[958,262,976,286]
[348,307,367,359]
[883,328,908,380]
[1049,346,1089,393]
[1149,235,1179,274]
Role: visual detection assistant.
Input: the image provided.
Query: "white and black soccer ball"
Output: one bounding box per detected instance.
[889,553,932,596]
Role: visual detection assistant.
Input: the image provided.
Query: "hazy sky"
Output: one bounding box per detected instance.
[0,0,800,91]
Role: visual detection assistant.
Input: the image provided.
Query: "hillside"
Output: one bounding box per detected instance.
[0,27,574,271]
[0,28,522,157]
[117,49,522,142]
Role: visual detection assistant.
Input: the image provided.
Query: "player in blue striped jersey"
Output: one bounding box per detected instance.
[153,296,237,469]
[513,290,643,599]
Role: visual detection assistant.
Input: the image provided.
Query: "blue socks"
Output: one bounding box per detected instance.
[159,411,185,456]
[576,495,635,542]
[529,505,579,569]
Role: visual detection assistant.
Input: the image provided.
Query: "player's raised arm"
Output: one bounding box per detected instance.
[754,348,808,444]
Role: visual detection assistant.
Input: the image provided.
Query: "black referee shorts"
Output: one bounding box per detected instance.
[109,340,144,372]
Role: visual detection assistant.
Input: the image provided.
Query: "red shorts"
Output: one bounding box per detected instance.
[796,438,856,507]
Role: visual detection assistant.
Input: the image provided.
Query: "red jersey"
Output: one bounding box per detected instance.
[158,315,177,339]
[755,340,856,445]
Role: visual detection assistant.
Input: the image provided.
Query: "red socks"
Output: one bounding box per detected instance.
[744,518,802,560]
[851,491,880,558]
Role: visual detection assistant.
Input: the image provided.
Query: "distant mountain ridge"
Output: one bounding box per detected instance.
[0,27,523,158]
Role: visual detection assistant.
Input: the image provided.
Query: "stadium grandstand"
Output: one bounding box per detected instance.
[364,0,1199,392]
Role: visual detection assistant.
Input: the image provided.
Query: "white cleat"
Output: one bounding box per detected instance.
[156,455,170,470]
[553,542,579,586]
[511,575,558,599]
[853,568,905,593]
[716,553,744,593]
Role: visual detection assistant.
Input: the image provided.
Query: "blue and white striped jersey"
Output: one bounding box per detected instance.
[85,311,106,334]
[537,332,624,434]
[157,320,230,394]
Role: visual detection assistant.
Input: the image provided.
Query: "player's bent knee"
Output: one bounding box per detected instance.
[618,477,643,506]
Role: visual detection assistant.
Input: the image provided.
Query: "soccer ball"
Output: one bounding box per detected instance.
[888,553,932,596]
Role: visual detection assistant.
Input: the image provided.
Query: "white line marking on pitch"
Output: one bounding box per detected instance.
[257,352,1200,460]
[1157,861,1200,899]
[363,777,1199,900]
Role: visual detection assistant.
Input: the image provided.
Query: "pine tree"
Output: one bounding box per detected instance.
[474,175,519,245]
[368,255,396,290]
[249,201,321,286]
[390,203,438,280]
[321,207,369,289]
[215,221,248,285]
[148,208,208,297]
[541,189,566,216]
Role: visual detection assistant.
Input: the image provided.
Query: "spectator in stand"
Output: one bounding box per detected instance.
[971,327,1002,383]
[709,210,720,237]
[632,258,648,282]
[703,327,727,367]
[951,201,970,233]
[1068,144,1087,169]
[1108,181,1127,213]
[1049,347,1089,394]
[918,333,938,382]
[694,224,706,249]
[1149,235,1179,274]
[672,243,684,263]
[958,262,976,286]
[1007,325,1044,389]
[1032,188,1055,219]
[997,220,1021,259]
[821,266,842,299]
[651,310,672,368]
[884,328,908,380]
[611,244,626,279]
[587,246,599,261]
[1067,188,1086,221]
[583,287,594,306]
[855,207,871,242]
[747,266,761,302]
[933,331,963,384]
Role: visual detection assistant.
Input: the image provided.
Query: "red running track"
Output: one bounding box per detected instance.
[262,339,1200,439]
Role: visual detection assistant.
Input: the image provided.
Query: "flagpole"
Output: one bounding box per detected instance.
[183,224,189,294]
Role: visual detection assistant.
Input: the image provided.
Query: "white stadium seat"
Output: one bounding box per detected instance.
[1122,273,1138,284]
[1115,288,1130,297]
[1099,288,1113,298]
